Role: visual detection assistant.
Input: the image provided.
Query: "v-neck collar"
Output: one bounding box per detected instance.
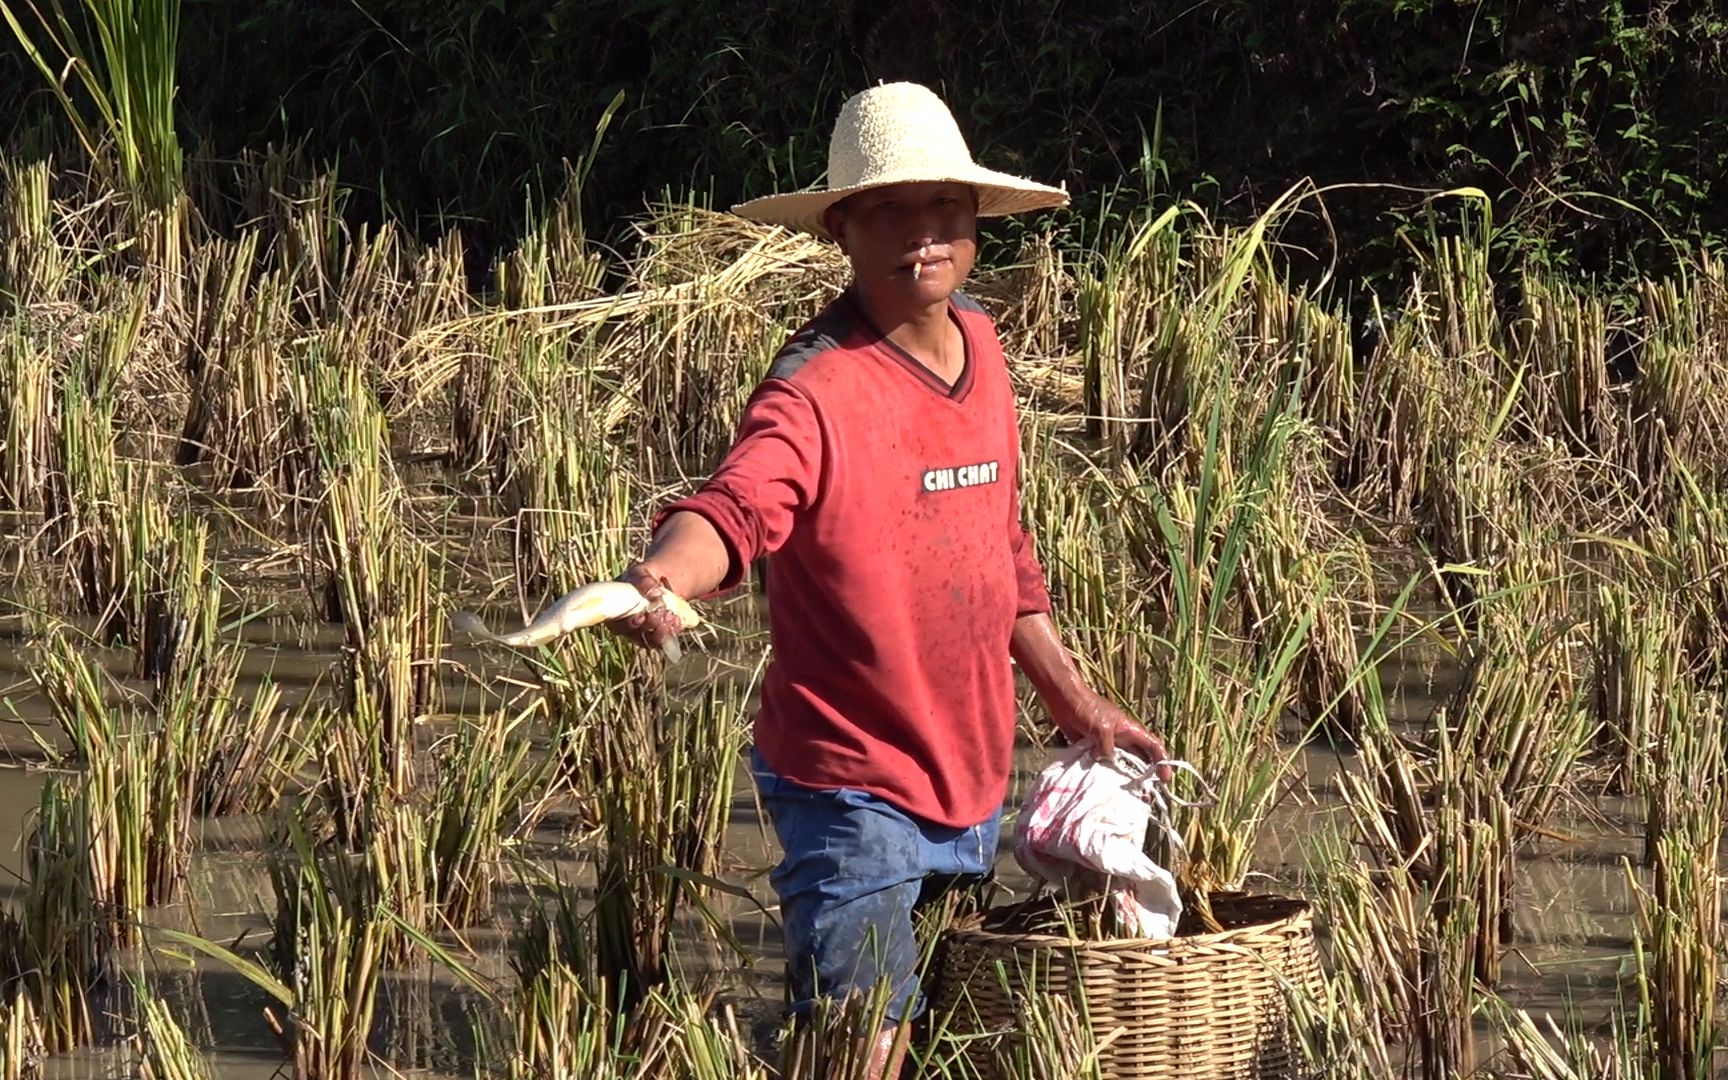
[842,289,975,403]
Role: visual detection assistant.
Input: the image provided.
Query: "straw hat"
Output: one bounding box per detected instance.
[730,82,1069,238]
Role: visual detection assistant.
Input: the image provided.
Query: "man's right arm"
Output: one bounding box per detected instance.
[610,380,823,650]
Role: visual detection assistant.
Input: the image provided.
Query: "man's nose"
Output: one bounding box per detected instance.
[905,207,940,245]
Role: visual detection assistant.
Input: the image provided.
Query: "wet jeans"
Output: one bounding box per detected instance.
[750,747,1001,1024]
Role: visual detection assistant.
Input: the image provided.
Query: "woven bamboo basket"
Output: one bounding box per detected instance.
[930,892,1324,1079]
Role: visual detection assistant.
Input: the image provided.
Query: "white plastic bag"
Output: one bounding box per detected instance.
[1013,742,1206,939]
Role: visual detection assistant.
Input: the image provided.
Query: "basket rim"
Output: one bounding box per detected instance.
[941,891,1315,954]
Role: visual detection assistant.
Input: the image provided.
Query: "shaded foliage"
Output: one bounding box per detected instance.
[3,0,1725,287]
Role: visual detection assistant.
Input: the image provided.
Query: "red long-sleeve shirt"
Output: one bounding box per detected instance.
[655,289,1051,828]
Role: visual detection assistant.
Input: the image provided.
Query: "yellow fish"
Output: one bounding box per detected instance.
[452,581,700,662]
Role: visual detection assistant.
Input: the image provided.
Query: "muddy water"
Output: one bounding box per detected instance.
[0,586,1651,1078]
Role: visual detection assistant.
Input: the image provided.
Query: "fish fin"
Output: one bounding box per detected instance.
[660,636,683,665]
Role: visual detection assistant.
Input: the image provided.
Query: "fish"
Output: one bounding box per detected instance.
[452,581,701,662]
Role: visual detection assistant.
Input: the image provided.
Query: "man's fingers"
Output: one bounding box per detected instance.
[620,564,666,601]
[1093,722,1116,759]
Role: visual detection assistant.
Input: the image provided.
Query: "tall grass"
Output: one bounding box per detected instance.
[2,0,185,209]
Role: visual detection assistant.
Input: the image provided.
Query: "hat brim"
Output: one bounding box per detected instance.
[729,164,1069,239]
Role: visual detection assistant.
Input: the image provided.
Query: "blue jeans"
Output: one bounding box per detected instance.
[750,747,1002,1025]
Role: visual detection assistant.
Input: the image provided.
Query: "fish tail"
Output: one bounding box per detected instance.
[452,612,489,636]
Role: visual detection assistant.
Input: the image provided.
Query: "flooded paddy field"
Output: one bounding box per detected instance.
[1,152,1724,1079]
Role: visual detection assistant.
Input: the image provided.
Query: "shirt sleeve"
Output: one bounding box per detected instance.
[652,379,823,594]
[1007,403,1053,618]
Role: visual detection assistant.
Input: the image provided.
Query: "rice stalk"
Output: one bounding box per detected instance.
[0,988,44,1080]
[1334,679,1490,1078]
[1628,257,1728,503]
[1073,207,1181,459]
[0,157,70,309]
[1484,994,1637,1080]
[1626,678,1725,1080]
[1342,298,1455,517]
[127,973,213,1080]
[425,706,547,928]
[1114,380,1336,896]
[590,680,750,1014]
[1512,273,1615,457]
[501,875,684,1079]
[300,354,439,798]
[979,991,1108,1080]
[987,231,1069,366]
[1236,433,1374,742]
[660,993,770,1080]
[46,311,128,634]
[494,164,608,312]
[0,324,58,516]
[20,776,113,1052]
[165,656,322,817]
[502,333,637,605]
[1292,830,1411,1077]
[1593,576,1683,795]
[449,324,514,488]
[25,630,119,764]
[1645,462,1728,673]
[26,639,180,930]
[538,653,752,1014]
[265,809,390,1080]
[174,230,268,471]
[1017,418,1153,715]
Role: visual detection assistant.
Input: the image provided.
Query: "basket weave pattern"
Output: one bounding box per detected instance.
[932,894,1324,1079]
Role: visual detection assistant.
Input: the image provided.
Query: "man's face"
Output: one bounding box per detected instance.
[825,181,979,310]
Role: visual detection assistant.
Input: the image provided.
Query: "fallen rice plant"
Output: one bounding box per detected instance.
[127,974,213,1080]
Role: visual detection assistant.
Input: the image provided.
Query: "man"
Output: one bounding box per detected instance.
[608,82,1170,1078]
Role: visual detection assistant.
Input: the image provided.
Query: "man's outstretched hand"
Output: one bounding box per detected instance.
[1055,690,1173,783]
[607,563,686,652]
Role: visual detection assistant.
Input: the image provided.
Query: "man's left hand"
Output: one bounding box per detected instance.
[1055,691,1173,782]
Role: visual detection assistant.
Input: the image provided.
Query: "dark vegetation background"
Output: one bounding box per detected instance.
[4,0,1726,296]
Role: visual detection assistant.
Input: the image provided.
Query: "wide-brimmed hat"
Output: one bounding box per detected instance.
[730,82,1069,238]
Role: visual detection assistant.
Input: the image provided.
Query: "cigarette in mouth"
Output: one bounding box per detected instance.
[913,262,922,281]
